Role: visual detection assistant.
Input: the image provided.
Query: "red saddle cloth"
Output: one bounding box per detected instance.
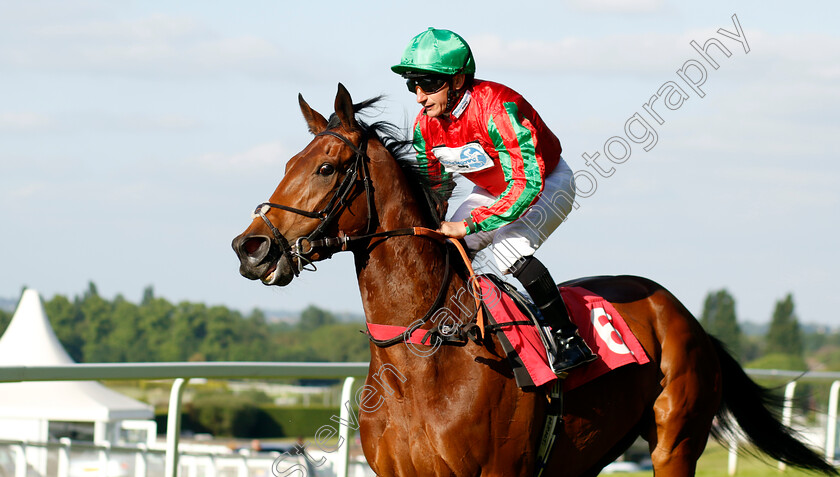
[477,277,650,390]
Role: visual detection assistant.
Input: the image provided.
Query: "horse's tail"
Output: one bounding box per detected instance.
[710,336,838,475]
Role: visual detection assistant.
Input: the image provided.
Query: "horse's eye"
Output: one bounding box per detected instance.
[319,163,335,176]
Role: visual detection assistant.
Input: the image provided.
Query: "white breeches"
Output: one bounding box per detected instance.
[450,157,576,273]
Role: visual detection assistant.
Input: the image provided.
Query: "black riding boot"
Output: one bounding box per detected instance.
[510,256,597,373]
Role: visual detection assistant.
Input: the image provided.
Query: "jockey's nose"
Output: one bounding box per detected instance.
[232,234,271,267]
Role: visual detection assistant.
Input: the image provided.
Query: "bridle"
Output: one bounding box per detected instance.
[252,128,440,274]
[251,129,375,276]
[250,127,485,345]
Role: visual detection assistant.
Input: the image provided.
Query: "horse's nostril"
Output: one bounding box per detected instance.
[243,237,265,256]
[234,235,271,264]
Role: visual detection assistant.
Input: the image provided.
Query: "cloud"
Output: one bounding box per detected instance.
[33,12,203,42]
[95,113,202,132]
[190,142,290,174]
[564,0,665,14]
[471,31,723,75]
[0,112,53,131]
[0,11,284,77]
[1,181,49,201]
[470,28,840,79]
[0,111,201,134]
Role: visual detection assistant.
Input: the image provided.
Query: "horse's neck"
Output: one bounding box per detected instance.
[355,231,453,328]
[354,146,463,330]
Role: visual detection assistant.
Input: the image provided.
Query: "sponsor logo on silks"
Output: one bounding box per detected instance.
[432,142,494,173]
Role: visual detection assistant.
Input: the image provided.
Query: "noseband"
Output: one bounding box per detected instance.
[252,129,375,276]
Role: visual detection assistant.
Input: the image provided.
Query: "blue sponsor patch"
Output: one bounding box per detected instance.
[432,142,494,173]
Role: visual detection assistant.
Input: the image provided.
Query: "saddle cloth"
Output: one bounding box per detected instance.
[477,275,650,390]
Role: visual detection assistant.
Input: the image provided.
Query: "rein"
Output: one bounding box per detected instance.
[364,231,486,348]
[251,128,485,345]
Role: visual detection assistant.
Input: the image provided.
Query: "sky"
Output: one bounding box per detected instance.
[1,1,838,326]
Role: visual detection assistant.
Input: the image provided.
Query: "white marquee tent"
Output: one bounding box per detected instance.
[0,289,154,472]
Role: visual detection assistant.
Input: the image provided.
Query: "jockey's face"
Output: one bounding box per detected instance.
[413,74,465,118]
[414,80,450,118]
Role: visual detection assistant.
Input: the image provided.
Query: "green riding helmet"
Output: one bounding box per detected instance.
[391,27,476,77]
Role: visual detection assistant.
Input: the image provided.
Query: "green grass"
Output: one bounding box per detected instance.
[616,441,835,476]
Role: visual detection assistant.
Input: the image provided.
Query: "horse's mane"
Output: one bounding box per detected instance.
[326,97,456,228]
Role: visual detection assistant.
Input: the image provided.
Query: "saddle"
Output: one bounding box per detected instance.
[479,274,557,388]
[478,273,650,391]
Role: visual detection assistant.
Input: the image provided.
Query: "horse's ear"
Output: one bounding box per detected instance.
[334,83,359,130]
[299,93,328,135]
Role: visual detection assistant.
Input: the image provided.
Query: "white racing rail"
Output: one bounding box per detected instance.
[725,369,840,475]
[3,364,840,477]
[0,362,369,477]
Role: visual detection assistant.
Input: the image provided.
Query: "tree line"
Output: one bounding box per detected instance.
[699,289,840,370]
[1,284,837,370]
[0,283,370,363]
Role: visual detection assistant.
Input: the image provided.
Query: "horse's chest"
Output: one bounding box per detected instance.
[359,387,538,477]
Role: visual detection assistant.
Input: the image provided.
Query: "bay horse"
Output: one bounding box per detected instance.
[232,84,836,476]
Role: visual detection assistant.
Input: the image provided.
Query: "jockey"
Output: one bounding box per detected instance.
[392,28,596,373]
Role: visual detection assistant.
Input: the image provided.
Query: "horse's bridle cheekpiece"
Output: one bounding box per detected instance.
[251,129,375,276]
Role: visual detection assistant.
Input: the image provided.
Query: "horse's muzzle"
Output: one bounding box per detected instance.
[231,234,294,286]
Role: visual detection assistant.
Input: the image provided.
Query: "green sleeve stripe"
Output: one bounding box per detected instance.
[413,123,429,169]
[505,102,543,195]
[505,102,543,206]
[477,103,542,231]
[413,122,450,184]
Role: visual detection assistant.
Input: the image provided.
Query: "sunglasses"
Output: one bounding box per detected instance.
[406,76,450,94]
